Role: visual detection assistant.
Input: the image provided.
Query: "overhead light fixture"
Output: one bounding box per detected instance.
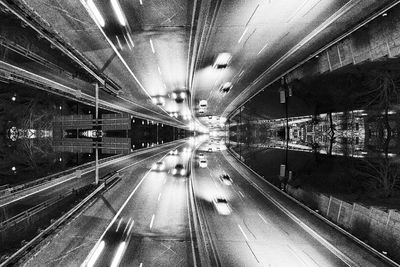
[213,53,232,69]
[111,0,126,26]
[87,0,105,27]
[150,39,155,53]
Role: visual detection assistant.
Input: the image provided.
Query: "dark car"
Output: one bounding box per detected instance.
[171,164,187,176]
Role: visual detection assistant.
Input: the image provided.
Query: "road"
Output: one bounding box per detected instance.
[21,136,394,267]
[193,144,347,266]
[83,142,194,267]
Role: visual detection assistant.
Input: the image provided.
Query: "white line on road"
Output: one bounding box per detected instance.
[287,244,308,267]
[150,214,155,229]
[139,263,143,267]
[116,217,123,232]
[158,193,162,201]
[238,224,249,240]
[257,213,268,225]
[238,191,245,198]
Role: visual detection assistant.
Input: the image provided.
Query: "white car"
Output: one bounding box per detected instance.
[199,100,208,109]
[152,161,165,171]
[198,153,205,159]
[199,159,207,168]
[213,197,231,215]
[169,149,178,155]
[219,174,232,185]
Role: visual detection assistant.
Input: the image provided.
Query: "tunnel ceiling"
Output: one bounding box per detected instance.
[7,0,396,130]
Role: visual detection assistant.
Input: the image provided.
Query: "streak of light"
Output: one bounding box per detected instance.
[127,33,135,48]
[126,219,135,236]
[123,217,132,234]
[111,0,126,26]
[238,224,248,240]
[87,241,105,267]
[87,0,105,27]
[110,241,126,267]
[158,193,162,201]
[150,39,155,53]
[116,35,123,50]
[157,65,162,75]
[116,217,123,232]
[238,27,249,43]
[257,42,268,55]
[123,34,132,50]
[149,214,155,229]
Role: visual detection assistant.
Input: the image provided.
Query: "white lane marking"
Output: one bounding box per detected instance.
[149,214,155,229]
[139,263,143,267]
[238,224,249,241]
[258,213,268,225]
[115,217,123,232]
[287,244,308,267]
[238,191,245,198]
[157,193,162,201]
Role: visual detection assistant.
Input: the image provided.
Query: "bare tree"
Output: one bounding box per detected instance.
[352,158,400,198]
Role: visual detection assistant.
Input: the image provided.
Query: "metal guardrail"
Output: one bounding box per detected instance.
[0,154,121,200]
[0,183,105,267]
[226,147,400,267]
[0,191,71,230]
[0,139,185,204]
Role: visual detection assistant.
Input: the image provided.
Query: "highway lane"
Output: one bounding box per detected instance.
[82,142,194,267]
[0,141,185,223]
[192,140,386,267]
[22,140,189,266]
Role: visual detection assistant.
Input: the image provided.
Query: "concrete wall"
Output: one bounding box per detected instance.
[286,185,400,262]
[287,5,400,82]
